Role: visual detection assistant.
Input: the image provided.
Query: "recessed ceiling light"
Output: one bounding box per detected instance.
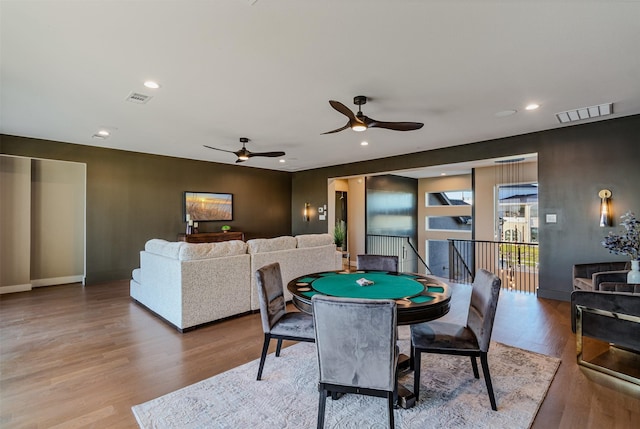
[360,141,369,146]
[279,159,285,163]
[97,130,110,136]
[525,103,540,111]
[495,110,517,117]
[144,81,160,89]
[440,173,447,176]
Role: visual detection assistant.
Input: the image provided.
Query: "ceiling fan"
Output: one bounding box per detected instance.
[322,95,424,134]
[204,137,285,163]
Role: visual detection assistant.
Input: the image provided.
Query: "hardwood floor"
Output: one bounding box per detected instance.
[1,280,639,428]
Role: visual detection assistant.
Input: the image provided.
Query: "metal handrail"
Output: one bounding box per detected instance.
[449,241,473,282]
[448,238,539,293]
[365,234,432,274]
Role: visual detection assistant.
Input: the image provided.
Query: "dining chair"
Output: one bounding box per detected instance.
[410,269,501,410]
[356,254,399,272]
[312,294,398,429]
[255,262,315,381]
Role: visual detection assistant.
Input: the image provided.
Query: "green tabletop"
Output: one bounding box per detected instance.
[310,272,423,299]
[288,270,452,325]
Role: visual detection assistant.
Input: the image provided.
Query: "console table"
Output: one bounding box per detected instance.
[177,231,244,243]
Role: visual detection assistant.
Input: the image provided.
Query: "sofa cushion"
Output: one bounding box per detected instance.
[247,236,296,254]
[145,239,184,259]
[600,282,640,293]
[179,240,248,261]
[296,233,334,248]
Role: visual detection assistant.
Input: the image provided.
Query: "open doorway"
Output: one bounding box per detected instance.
[335,191,347,251]
[0,155,86,294]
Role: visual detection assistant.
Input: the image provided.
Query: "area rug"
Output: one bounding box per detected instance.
[132,340,560,429]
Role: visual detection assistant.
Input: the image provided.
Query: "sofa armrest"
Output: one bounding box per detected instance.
[573,262,629,280]
[592,270,630,291]
[571,290,640,331]
[571,290,640,353]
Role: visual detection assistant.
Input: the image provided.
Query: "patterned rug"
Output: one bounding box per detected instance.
[132,338,560,429]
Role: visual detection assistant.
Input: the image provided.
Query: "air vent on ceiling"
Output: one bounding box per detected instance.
[555,103,612,124]
[125,92,152,104]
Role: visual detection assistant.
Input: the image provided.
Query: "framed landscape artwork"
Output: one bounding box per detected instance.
[184,192,233,222]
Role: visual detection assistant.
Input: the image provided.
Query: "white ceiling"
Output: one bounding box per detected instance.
[2,1,639,173]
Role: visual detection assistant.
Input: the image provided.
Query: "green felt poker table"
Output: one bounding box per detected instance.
[287,270,451,325]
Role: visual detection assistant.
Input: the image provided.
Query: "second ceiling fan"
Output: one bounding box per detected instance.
[322,95,424,134]
[204,137,285,163]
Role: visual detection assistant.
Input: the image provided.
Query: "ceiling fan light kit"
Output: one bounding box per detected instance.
[351,96,368,131]
[322,95,424,135]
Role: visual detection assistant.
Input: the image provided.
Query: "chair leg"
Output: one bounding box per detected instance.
[276,338,283,357]
[409,342,414,370]
[393,366,399,407]
[317,387,327,429]
[470,355,480,379]
[256,334,271,381]
[413,349,422,400]
[480,352,497,411]
[387,391,395,428]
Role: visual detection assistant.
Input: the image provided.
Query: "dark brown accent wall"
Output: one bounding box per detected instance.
[291,114,640,301]
[3,114,639,299]
[1,135,292,284]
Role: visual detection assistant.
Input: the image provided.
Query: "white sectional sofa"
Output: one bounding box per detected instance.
[130,233,341,331]
[247,233,342,310]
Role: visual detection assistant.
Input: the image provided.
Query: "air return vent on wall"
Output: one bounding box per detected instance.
[555,103,612,123]
[125,91,152,104]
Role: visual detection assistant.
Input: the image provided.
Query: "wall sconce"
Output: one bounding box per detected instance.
[303,202,310,222]
[598,189,612,227]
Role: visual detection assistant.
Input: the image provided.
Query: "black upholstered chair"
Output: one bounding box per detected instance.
[312,295,398,429]
[255,262,315,381]
[356,254,399,272]
[410,269,501,410]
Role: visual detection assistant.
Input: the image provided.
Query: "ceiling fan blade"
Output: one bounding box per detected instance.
[247,151,286,158]
[329,100,357,121]
[365,117,424,131]
[203,145,236,154]
[321,122,351,135]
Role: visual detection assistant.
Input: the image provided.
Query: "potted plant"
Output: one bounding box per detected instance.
[333,221,346,250]
[221,225,231,233]
[602,210,640,283]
